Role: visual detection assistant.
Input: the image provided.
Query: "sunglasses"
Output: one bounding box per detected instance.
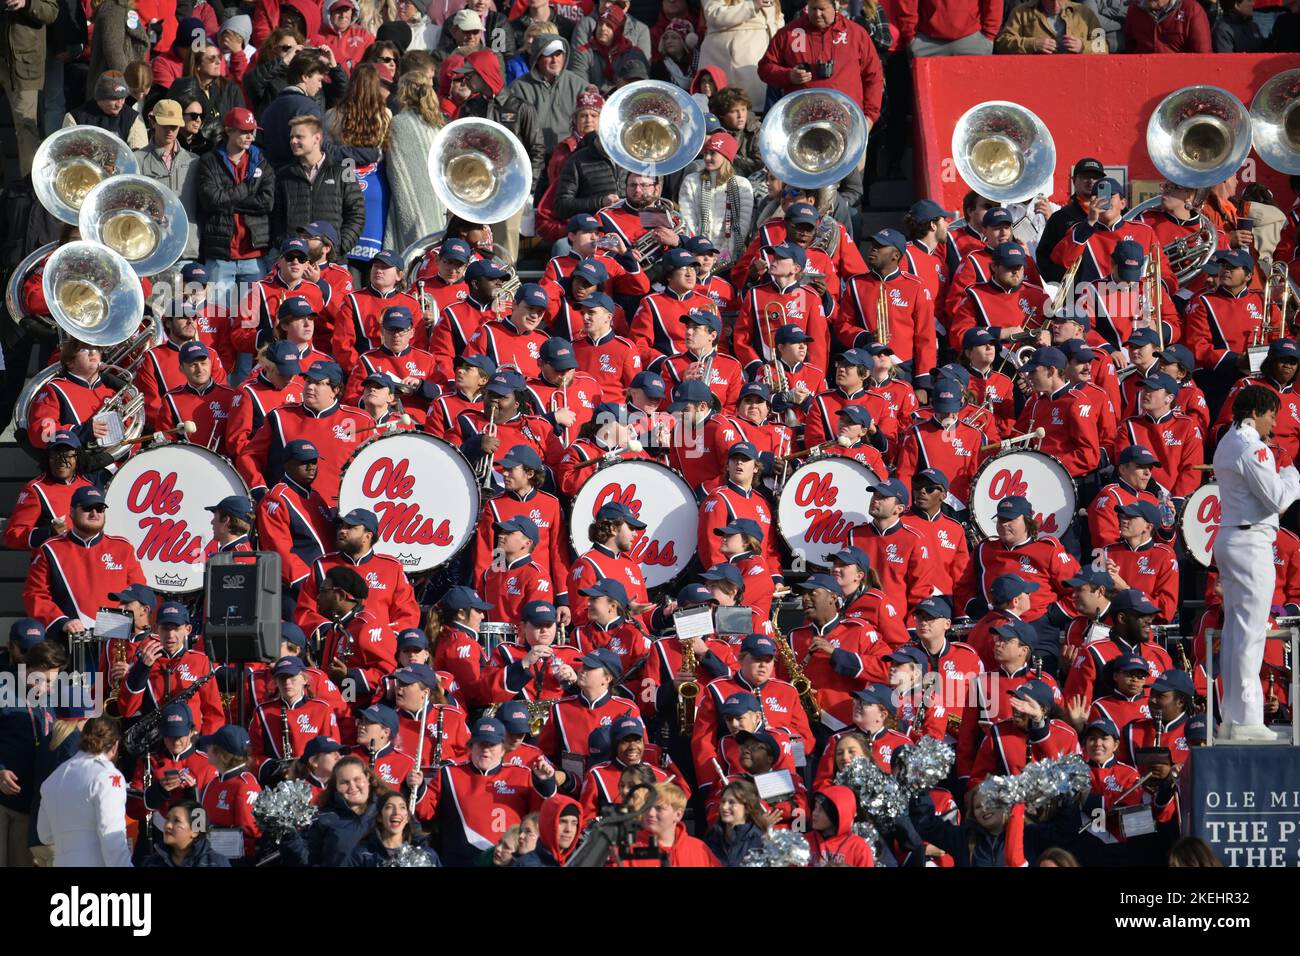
[278,44,297,52]
[282,254,308,263]
[184,111,203,120]
[79,504,107,513]
[379,54,397,63]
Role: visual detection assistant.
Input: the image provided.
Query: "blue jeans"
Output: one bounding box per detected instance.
[40,58,66,137]
[205,257,267,383]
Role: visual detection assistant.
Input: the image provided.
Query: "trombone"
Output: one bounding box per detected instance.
[875,280,890,346]
[1261,261,1295,341]
[475,406,497,489]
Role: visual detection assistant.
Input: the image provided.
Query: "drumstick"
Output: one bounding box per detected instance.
[779,435,851,463]
[105,420,196,452]
[1193,464,1214,472]
[980,428,1045,453]
[571,439,644,472]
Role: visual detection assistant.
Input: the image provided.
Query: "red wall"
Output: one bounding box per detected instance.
[914,53,1300,212]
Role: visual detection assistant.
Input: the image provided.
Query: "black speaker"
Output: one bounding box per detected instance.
[204,551,282,663]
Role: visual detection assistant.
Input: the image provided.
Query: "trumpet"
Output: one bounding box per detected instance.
[875,280,890,346]
[476,406,497,488]
[678,637,700,734]
[981,427,1045,453]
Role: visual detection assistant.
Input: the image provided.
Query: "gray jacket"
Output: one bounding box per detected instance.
[133,142,201,262]
[570,10,651,60]
[0,0,58,90]
[505,34,594,155]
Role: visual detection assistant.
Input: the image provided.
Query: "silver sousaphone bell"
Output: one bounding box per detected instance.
[598,80,706,177]
[79,174,189,277]
[759,88,869,190]
[32,126,139,225]
[950,101,1056,204]
[1250,69,1300,175]
[41,240,145,346]
[427,117,532,225]
[1146,85,1252,188]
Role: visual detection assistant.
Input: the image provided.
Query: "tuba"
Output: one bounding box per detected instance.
[6,240,61,340]
[79,174,189,277]
[759,89,869,190]
[599,80,706,177]
[1250,69,1300,175]
[950,101,1055,204]
[32,126,139,225]
[427,118,532,225]
[1146,85,1251,189]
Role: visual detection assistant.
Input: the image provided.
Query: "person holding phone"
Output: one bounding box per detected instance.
[128,703,218,857]
[1052,177,1173,289]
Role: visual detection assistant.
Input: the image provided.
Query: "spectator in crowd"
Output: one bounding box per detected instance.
[651,0,705,56]
[702,778,769,866]
[1168,836,1222,866]
[63,70,148,148]
[697,0,780,110]
[384,72,448,253]
[573,4,643,92]
[0,641,65,867]
[710,86,762,179]
[41,0,86,138]
[124,58,152,118]
[506,20,559,86]
[0,0,56,175]
[216,15,253,84]
[134,99,201,264]
[315,0,375,74]
[572,0,652,57]
[245,28,308,116]
[465,0,519,55]
[271,114,367,260]
[1037,156,1105,282]
[325,63,393,273]
[512,0,575,42]
[650,16,700,89]
[177,43,247,146]
[252,0,323,46]
[1122,0,1211,51]
[152,16,206,89]
[678,132,755,267]
[757,0,884,125]
[897,0,1002,55]
[508,34,590,155]
[25,698,88,866]
[438,7,486,55]
[86,0,151,96]
[995,0,1108,52]
[1270,0,1300,51]
[1212,0,1262,51]
[555,121,622,220]
[138,800,232,868]
[196,107,276,311]
[260,49,351,167]
[396,0,442,50]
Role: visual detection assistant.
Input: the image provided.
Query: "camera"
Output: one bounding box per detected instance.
[811,60,834,80]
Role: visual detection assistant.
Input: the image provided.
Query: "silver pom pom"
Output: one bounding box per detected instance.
[384,843,436,867]
[893,736,956,795]
[979,754,1091,814]
[741,829,811,867]
[252,779,319,842]
[834,756,907,828]
[978,773,1026,814]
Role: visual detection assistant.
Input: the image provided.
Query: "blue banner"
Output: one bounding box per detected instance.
[347,161,388,262]
[1182,745,1300,866]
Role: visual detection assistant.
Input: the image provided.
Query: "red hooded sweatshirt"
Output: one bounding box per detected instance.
[807,785,875,867]
[536,795,585,866]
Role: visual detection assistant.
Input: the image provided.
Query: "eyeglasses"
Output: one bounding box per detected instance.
[184,111,203,120]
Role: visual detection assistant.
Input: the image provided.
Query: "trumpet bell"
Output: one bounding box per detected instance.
[759,89,869,190]
[1146,85,1251,188]
[32,126,139,225]
[79,174,189,276]
[41,241,144,347]
[599,80,706,177]
[427,118,531,225]
[1250,69,1300,175]
[951,101,1055,204]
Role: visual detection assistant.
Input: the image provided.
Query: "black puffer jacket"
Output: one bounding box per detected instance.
[195,143,276,260]
[271,156,365,260]
[554,131,621,219]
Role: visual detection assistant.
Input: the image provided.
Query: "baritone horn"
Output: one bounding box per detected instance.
[1146,85,1252,188]
[1250,69,1300,175]
[427,118,532,225]
[79,174,189,276]
[32,126,139,225]
[950,101,1056,204]
[759,88,869,190]
[599,80,706,176]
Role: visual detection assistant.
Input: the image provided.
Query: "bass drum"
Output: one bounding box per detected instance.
[968,449,1076,539]
[337,432,479,573]
[1179,482,1219,567]
[776,456,877,568]
[569,459,697,589]
[105,444,248,592]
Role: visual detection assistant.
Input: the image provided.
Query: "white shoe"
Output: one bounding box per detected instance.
[1229,723,1284,742]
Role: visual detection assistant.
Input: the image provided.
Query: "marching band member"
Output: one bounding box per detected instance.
[947,191,997,274]
[697,442,779,575]
[390,662,470,781]
[332,250,424,374]
[942,207,1044,319]
[460,368,566,484]
[354,373,418,432]
[1058,341,1120,475]
[472,444,568,586]
[138,286,230,412]
[465,283,553,380]
[535,646,637,792]
[1121,669,1195,767]
[1212,338,1300,464]
[685,235,738,318]
[1015,346,1103,480]
[894,381,983,504]
[297,736,343,803]
[713,519,775,626]
[753,324,825,413]
[849,479,938,612]
[96,585,155,682]
[352,704,430,816]
[295,508,420,635]
[118,602,224,734]
[411,237,472,329]
[732,200,866,303]
[1038,157,1106,282]
[1060,568,1116,661]
[311,566,399,709]
[1095,502,1180,624]
[803,349,895,451]
[204,495,255,557]
[430,259,514,383]
[1051,178,1172,288]
[1114,372,1204,503]
[1088,445,1173,549]
[479,515,554,623]
[127,704,218,852]
[1076,654,1153,736]
[542,214,648,311]
[1157,344,1210,433]
[867,344,921,425]
[4,431,94,552]
[965,573,1038,671]
[249,656,341,785]
[1048,312,1122,414]
[1115,328,1163,419]
[295,222,355,352]
[948,241,1050,351]
[573,292,644,402]
[237,360,371,505]
[554,401,655,499]
[256,440,335,611]
[224,342,304,461]
[652,308,744,413]
[660,380,725,492]
[567,501,651,628]
[572,580,652,684]
[231,239,327,356]
[243,624,351,741]
[546,258,636,345]
[526,338,600,447]
[886,643,949,741]
[901,469,971,600]
[159,341,240,452]
[967,679,1080,789]
[598,172,683,264]
[912,596,985,735]
[428,587,494,709]
[812,683,911,787]
[24,340,116,451]
[904,199,955,305]
[1077,240,1180,354]
[828,547,909,647]
[480,600,584,707]
[23,486,146,642]
[424,354,496,445]
[702,727,805,830]
[705,382,795,472]
[1129,182,1214,291]
[342,306,441,418]
[959,328,1017,438]
[630,248,717,359]
[1062,589,1173,706]
[641,582,740,724]
[195,726,261,861]
[1080,717,1177,850]
[706,693,800,790]
[272,295,333,372]
[581,715,689,820]
[734,242,832,379]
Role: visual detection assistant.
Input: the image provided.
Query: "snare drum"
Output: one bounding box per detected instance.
[569,459,698,589]
[338,432,479,573]
[776,456,876,568]
[479,622,517,657]
[968,449,1076,540]
[1179,482,1219,567]
[105,444,248,592]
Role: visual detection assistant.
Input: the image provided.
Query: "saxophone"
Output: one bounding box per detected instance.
[103,638,129,718]
[771,603,820,722]
[678,637,700,734]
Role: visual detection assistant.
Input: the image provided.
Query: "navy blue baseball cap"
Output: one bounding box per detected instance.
[1152,669,1194,698]
[397,627,429,650]
[684,234,720,255]
[775,323,813,345]
[836,348,872,368]
[630,370,666,399]
[338,508,379,535]
[852,683,897,716]
[579,579,630,606]
[178,340,210,363]
[109,584,156,610]
[520,600,558,625]
[540,337,578,371]
[683,308,721,333]
[1218,247,1254,271]
[962,327,997,349]
[199,725,250,756]
[457,353,498,375]
[1157,344,1194,370]
[839,404,873,427]
[362,372,398,392]
[735,728,780,762]
[995,495,1033,521]
[676,582,714,606]
[1112,588,1158,616]
[280,237,310,258]
[299,220,339,246]
[48,429,81,449]
[1117,500,1161,525]
[873,478,909,506]
[1141,371,1180,395]
[1118,444,1159,466]
[830,546,871,570]
[933,380,963,414]
[714,517,764,541]
[495,701,532,736]
[886,645,929,670]
[991,618,1038,648]
[720,691,762,716]
[577,291,615,313]
[700,563,742,586]
[865,343,895,358]
[612,715,645,741]
[764,242,807,269]
[664,247,696,271]
[206,494,253,523]
[915,595,953,620]
[668,379,714,411]
[1268,338,1300,362]
[392,663,439,688]
[740,632,778,658]
[495,514,540,543]
[304,361,343,385]
[281,622,308,649]
[990,572,1039,603]
[303,735,343,759]
[359,703,400,734]
[572,258,609,286]
[285,438,319,462]
[8,618,46,650]
[266,340,303,376]
[485,368,526,396]
[1113,652,1149,674]
[499,444,545,472]
[278,295,317,321]
[982,207,1014,228]
[595,501,647,529]
[784,202,819,225]
[470,716,508,745]
[909,198,956,222]
[795,572,842,597]
[739,381,772,404]
[181,261,208,283]
[587,726,612,756]
[466,258,509,281]
[71,486,106,510]
[914,467,950,492]
[1126,328,1161,349]
[1010,679,1055,712]
[1065,567,1114,589]
[1025,346,1066,371]
[566,213,602,233]
[161,702,194,738]
[1084,717,1120,740]
[157,601,190,626]
[381,305,413,330]
[440,586,493,611]
[272,655,306,677]
[515,282,549,309]
[439,238,472,262]
[371,249,403,269]
[726,441,760,462]
[868,228,907,254]
[578,646,623,679]
[1112,239,1146,281]
[1062,339,1096,363]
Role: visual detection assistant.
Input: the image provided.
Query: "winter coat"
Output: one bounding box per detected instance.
[554,130,621,220]
[278,792,379,866]
[383,109,447,253]
[1211,8,1262,53]
[1,0,57,90]
[134,142,201,261]
[196,142,276,260]
[258,75,348,167]
[1122,0,1211,53]
[271,154,366,258]
[994,0,1107,53]
[345,832,442,866]
[570,8,651,59]
[170,75,246,146]
[46,0,87,60]
[757,11,884,123]
[244,52,289,117]
[138,836,232,866]
[64,99,148,148]
[87,0,151,95]
[697,0,782,109]
[728,111,763,180]
[505,34,592,155]
[703,821,765,866]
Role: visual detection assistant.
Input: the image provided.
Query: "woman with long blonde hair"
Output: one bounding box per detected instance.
[384,70,449,253]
